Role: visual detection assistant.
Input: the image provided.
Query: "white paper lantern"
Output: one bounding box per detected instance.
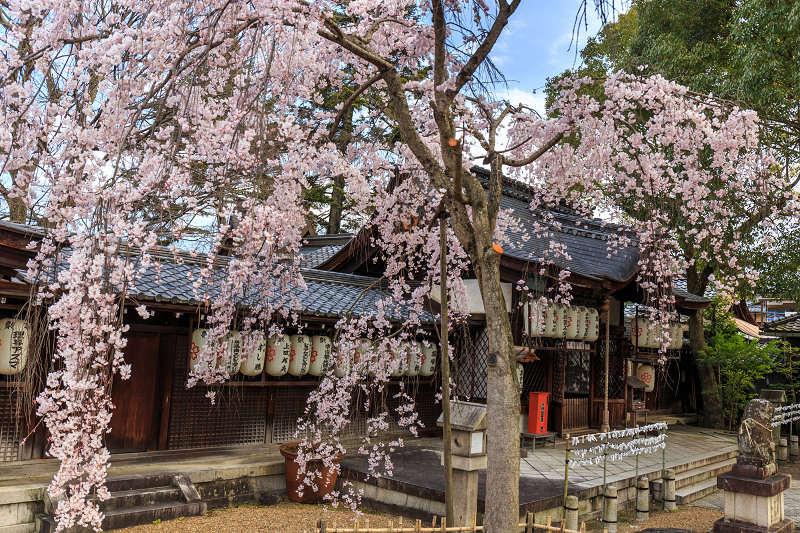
[189,328,209,372]
[516,363,524,391]
[525,300,545,337]
[565,306,581,340]
[289,334,311,376]
[266,334,291,376]
[353,338,371,375]
[389,344,406,377]
[309,336,332,376]
[405,342,422,377]
[221,332,242,375]
[650,321,664,349]
[0,319,28,375]
[239,336,266,376]
[631,317,653,349]
[419,342,437,377]
[669,323,683,350]
[545,303,567,338]
[584,308,600,342]
[333,350,352,378]
[637,364,656,393]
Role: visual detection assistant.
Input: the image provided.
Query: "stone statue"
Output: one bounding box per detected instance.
[714,398,793,533]
[734,399,777,478]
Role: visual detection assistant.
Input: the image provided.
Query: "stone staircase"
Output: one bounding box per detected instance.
[651,450,737,505]
[36,474,206,532]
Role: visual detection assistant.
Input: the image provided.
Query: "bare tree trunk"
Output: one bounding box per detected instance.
[474,258,519,533]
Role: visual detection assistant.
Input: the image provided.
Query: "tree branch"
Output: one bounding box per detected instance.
[442,0,521,104]
[503,132,565,167]
[327,72,382,141]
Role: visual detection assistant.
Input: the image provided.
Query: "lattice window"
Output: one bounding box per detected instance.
[595,337,626,400]
[454,327,487,400]
[167,336,268,449]
[520,356,547,400]
[657,360,680,410]
[565,351,590,395]
[271,383,440,443]
[0,386,21,462]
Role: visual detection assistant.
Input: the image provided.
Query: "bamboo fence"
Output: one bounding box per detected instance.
[315,512,596,533]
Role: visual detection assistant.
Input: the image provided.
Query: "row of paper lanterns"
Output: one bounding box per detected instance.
[0,319,28,376]
[189,329,437,378]
[630,318,683,350]
[524,303,600,342]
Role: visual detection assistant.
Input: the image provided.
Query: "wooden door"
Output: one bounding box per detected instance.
[107,333,160,452]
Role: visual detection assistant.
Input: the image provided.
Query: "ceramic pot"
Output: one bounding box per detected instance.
[279,442,345,503]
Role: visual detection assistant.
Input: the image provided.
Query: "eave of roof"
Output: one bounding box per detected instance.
[762,313,800,337]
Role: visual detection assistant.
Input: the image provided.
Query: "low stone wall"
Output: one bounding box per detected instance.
[191,463,286,509]
[0,483,45,533]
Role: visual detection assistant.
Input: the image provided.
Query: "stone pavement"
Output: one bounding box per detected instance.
[341,425,738,516]
[519,426,736,490]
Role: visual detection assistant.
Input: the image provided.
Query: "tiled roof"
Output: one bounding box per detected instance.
[133,261,429,322]
[671,283,711,304]
[301,234,352,250]
[0,220,49,238]
[499,193,639,283]
[762,313,800,336]
[301,244,345,269]
[672,279,717,300]
[30,249,430,323]
[470,168,640,283]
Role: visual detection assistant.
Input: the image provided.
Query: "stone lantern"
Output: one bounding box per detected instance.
[437,401,488,521]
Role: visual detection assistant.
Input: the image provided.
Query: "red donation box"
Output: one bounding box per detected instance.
[528,392,550,434]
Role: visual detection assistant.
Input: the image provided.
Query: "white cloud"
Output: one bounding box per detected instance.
[548,32,576,66]
[500,88,546,116]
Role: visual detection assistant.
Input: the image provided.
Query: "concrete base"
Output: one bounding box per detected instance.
[453,470,479,523]
[714,472,793,533]
[713,518,794,533]
[723,490,784,528]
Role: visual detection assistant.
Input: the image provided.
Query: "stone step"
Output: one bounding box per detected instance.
[0,523,36,533]
[102,501,206,530]
[100,486,183,511]
[670,448,738,476]
[675,477,719,505]
[652,458,735,494]
[105,474,175,493]
[37,501,206,533]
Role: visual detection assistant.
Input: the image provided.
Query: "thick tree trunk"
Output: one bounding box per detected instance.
[8,196,26,223]
[328,107,353,235]
[685,264,722,428]
[327,175,345,234]
[474,259,519,533]
[688,308,722,428]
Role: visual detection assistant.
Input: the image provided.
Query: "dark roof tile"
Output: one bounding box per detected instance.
[762,314,800,336]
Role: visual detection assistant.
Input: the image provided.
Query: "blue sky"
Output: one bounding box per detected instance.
[490,1,616,114]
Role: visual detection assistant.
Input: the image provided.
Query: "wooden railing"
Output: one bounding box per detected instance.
[316,513,590,533]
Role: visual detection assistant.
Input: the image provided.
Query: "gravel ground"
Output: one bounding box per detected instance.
[116,501,725,533]
[115,502,403,533]
[597,507,724,533]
